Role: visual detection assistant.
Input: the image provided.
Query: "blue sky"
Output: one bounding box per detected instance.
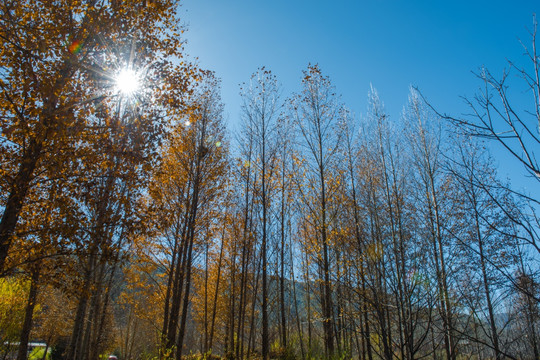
[180,0,538,193]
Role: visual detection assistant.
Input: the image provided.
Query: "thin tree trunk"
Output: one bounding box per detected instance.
[290,233,305,359]
[40,340,50,360]
[280,183,287,350]
[304,246,312,355]
[236,141,254,359]
[166,204,192,351]
[124,307,133,360]
[526,293,540,359]
[208,227,226,351]
[16,268,40,360]
[86,263,105,360]
[472,196,501,359]
[161,217,183,350]
[227,246,236,358]
[203,237,209,354]
[362,278,373,360]
[247,246,262,358]
[67,260,93,360]
[176,116,209,360]
[176,230,195,360]
[261,185,269,360]
[261,113,270,360]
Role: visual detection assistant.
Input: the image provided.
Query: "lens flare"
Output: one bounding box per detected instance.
[68,40,82,54]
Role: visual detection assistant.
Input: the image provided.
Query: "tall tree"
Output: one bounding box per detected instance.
[290,64,345,358]
[238,67,281,360]
[276,114,295,353]
[447,137,519,359]
[405,89,457,360]
[152,72,228,359]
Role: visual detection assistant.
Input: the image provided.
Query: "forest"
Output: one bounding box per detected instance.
[1,1,539,360]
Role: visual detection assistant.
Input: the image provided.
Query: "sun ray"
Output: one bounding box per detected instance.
[115,67,140,97]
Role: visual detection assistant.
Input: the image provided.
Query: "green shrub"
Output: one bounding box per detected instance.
[29,347,51,360]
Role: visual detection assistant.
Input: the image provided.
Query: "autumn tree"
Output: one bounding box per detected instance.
[0,0,192,275]
[1,3,196,360]
[290,64,345,358]
[115,232,170,360]
[191,212,235,356]
[223,130,259,358]
[152,72,228,359]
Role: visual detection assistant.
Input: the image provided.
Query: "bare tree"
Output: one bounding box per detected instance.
[419,17,540,265]
[405,89,458,360]
[447,137,519,359]
[239,67,281,360]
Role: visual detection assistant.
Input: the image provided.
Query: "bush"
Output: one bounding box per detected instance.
[29,347,51,360]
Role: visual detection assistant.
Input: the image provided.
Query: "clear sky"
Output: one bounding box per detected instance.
[180,0,538,194]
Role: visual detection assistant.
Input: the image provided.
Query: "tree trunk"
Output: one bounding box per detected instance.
[208,227,226,352]
[319,164,334,358]
[176,231,195,360]
[280,209,287,350]
[161,216,182,351]
[472,192,501,359]
[176,119,207,360]
[290,234,305,359]
[67,261,93,360]
[166,205,191,351]
[0,140,42,274]
[279,156,288,351]
[261,161,269,360]
[16,268,40,360]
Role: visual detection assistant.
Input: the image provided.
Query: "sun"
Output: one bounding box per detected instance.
[115,67,140,97]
